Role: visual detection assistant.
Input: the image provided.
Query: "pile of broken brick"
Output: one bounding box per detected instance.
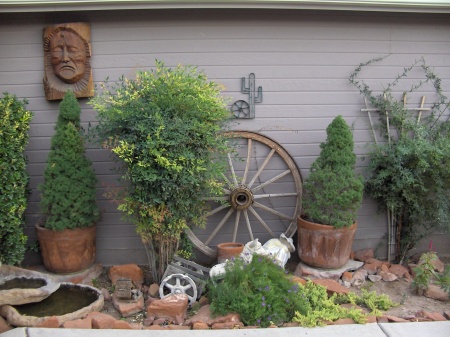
[1,253,448,333]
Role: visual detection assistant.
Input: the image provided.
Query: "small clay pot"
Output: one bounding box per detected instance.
[217,242,244,263]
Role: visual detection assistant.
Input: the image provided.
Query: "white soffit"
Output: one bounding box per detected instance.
[0,0,450,13]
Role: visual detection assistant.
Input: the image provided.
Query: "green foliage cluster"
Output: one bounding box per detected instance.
[208,255,310,327]
[89,61,230,282]
[412,252,450,296]
[208,254,395,328]
[350,57,450,262]
[39,91,100,231]
[294,286,396,327]
[302,115,364,228]
[0,93,32,265]
[335,289,397,316]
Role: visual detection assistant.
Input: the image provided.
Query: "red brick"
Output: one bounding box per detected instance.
[87,312,117,329]
[166,324,191,330]
[62,318,92,329]
[384,315,409,322]
[333,318,355,325]
[113,320,134,329]
[0,316,13,334]
[211,322,244,329]
[416,310,447,321]
[193,322,210,330]
[353,248,374,262]
[108,264,144,286]
[341,271,353,283]
[312,278,350,295]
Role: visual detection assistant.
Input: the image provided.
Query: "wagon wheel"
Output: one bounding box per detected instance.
[159,274,198,305]
[187,131,302,258]
[231,100,250,118]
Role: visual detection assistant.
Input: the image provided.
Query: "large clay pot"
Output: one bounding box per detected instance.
[217,242,244,263]
[35,223,96,274]
[297,216,357,269]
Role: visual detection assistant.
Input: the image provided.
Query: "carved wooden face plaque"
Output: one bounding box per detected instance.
[43,22,93,100]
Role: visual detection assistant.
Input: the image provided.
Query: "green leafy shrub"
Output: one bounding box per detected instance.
[302,115,364,228]
[0,93,32,265]
[350,57,450,262]
[89,61,230,282]
[208,254,396,328]
[39,91,100,230]
[208,255,310,327]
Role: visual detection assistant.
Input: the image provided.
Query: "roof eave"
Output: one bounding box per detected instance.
[1,1,450,13]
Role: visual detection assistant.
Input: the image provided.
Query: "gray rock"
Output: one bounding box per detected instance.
[295,260,364,280]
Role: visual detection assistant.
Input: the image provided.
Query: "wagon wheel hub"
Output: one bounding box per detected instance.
[230,185,253,210]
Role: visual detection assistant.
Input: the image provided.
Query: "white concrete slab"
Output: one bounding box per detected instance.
[0,328,27,337]
[379,321,450,337]
[3,322,450,337]
[3,324,387,337]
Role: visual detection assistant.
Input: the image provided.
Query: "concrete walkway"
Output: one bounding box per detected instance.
[2,322,450,337]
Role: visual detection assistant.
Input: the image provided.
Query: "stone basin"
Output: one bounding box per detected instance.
[0,265,60,306]
[0,282,104,327]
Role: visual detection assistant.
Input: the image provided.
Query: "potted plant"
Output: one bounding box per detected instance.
[297,115,364,269]
[89,61,230,283]
[36,90,100,274]
[0,93,33,266]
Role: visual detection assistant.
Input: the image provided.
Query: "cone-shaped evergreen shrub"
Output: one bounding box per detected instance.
[302,115,363,228]
[39,91,100,230]
[0,93,32,265]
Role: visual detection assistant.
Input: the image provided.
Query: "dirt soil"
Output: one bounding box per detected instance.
[94,255,450,325]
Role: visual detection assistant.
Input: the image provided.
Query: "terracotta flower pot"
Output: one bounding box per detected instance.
[217,242,244,263]
[35,223,96,274]
[297,216,357,269]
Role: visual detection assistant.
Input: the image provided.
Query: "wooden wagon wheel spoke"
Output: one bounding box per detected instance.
[243,209,254,241]
[253,192,298,199]
[204,207,235,245]
[247,148,275,189]
[187,131,302,259]
[227,152,239,188]
[220,172,233,189]
[248,206,276,237]
[241,138,252,185]
[251,169,291,192]
[233,210,242,242]
[253,201,293,221]
[202,204,230,218]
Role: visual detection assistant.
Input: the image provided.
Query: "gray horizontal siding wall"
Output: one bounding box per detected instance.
[1,8,449,265]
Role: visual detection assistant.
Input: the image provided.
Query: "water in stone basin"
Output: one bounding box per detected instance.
[0,278,46,291]
[13,284,99,317]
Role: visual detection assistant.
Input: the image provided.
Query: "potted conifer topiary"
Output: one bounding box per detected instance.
[297,115,363,269]
[36,90,100,274]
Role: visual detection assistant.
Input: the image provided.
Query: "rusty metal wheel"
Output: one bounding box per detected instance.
[187,131,302,259]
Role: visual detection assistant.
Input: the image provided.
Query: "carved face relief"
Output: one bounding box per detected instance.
[43,23,93,100]
[50,30,86,84]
